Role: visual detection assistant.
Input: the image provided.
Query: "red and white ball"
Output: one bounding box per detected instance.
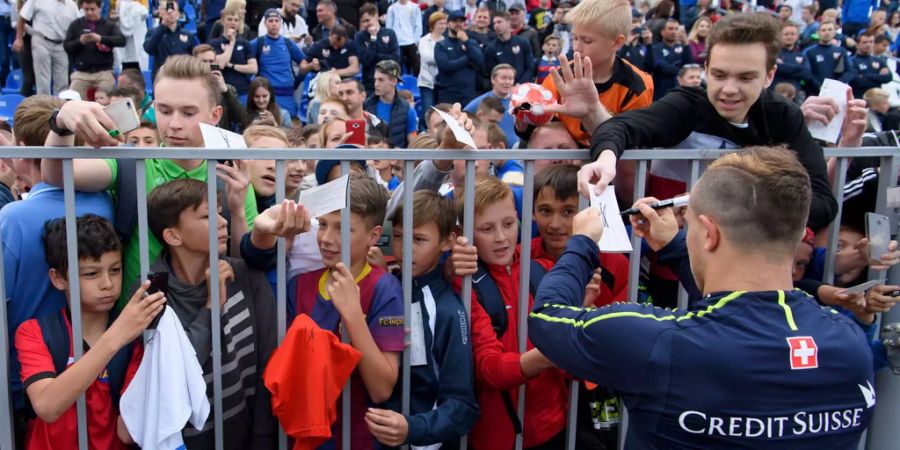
[510,83,556,126]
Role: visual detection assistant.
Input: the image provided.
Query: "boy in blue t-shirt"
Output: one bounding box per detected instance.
[286,172,404,450]
[366,191,479,447]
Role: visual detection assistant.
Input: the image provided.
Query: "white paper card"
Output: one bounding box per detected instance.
[589,186,633,253]
[432,107,477,150]
[887,186,900,208]
[199,123,247,149]
[808,79,849,144]
[299,174,349,217]
[409,302,427,367]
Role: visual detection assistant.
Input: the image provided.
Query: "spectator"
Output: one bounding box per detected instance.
[208,10,259,96]
[676,63,702,87]
[798,4,819,43]
[355,2,400,93]
[863,87,900,131]
[2,95,114,428]
[435,10,484,105]
[888,10,900,40]
[508,3,540,60]
[777,4,793,23]
[193,44,250,132]
[530,0,553,32]
[850,31,892,99]
[20,0,79,94]
[337,77,390,136]
[421,0,446,34]
[0,0,12,89]
[774,82,798,102]
[253,8,305,117]
[301,24,360,78]
[310,0,356,42]
[424,102,451,135]
[305,70,340,125]
[125,119,161,147]
[114,0,148,71]
[143,0,198,79]
[255,0,310,48]
[682,0,711,31]
[485,10,534,84]
[774,22,813,97]
[63,0,125,101]
[364,60,417,148]
[578,12,838,232]
[652,19,694,99]
[108,86,144,111]
[418,11,446,120]
[873,33,892,58]
[247,76,293,128]
[803,20,856,94]
[842,0,877,39]
[12,0,36,97]
[116,68,151,113]
[467,5,496,46]
[535,34,561,84]
[93,87,111,105]
[386,0,422,76]
[315,95,349,124]
[465,64,518,148]
[208,0,253,42]
[645,0,674,43]
[618,25,654,73]
[687,15,710,65]
[783,0,814,28]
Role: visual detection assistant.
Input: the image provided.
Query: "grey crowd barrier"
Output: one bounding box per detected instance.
[0,146,895,450]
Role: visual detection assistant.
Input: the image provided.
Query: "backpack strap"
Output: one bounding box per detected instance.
[470,262,522,435]
[104,310,132,411]
[36,310,71,378]
[254,36,264,61]
[528,260,547,297]
[113,158,139,244]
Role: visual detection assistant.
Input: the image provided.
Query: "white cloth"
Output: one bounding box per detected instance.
[19,0,78,41]
[417,33,441,89]
[386,1,422,46]
[120,307,210,450]
[115,0,149,71]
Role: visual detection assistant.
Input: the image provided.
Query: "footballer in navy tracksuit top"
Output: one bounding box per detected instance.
[386,267,479,448]
[529,235,875,449]
[803,43,856,93]
[773,46,813,92]
[849,52,893,98]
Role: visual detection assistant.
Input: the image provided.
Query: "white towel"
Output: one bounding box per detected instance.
[120,307,210,450]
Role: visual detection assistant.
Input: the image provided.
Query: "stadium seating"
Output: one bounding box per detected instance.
[0,94,25,125]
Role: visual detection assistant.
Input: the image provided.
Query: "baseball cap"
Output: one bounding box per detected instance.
[448,10,466,21]
[263,8,281,20]
[315,156,368,186]
[376,60,401,79]
[508,3,526,12]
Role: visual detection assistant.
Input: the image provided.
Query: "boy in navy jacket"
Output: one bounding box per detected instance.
[366,191,479,448]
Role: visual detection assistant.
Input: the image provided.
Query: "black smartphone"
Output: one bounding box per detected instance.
[146,271,168,329]
[82,28,91,34]
[210,63,221,72]
[166,1,174,12]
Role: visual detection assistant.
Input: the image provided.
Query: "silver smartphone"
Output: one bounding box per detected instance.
[103,98,141,135]
[865,212,891,261]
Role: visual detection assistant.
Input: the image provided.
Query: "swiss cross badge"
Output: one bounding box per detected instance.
[786,336,818,370]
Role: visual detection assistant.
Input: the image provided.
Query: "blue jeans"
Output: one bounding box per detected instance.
[419,86,435,130]
[0,16,12,88]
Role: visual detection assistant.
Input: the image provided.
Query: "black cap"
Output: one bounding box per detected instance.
[263,8,281,20]
[315,157,368,185]
[448,10,466,21]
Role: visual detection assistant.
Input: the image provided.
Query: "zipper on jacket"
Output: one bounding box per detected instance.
[506,265,511,275]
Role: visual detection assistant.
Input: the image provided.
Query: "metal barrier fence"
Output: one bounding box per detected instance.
[0,146,896,450]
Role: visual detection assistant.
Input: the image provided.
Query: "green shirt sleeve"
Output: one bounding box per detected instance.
[104,158,119,196]
[244,184,258,229]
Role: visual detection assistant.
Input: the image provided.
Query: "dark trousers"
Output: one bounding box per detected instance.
[400,44,419,76]
[18,34,34,96]
[0,16,12,88]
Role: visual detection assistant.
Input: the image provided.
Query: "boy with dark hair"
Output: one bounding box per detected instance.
[452,175,568,450]
[365,190,479,447]
[144,178,277,449]
[355,2,400,92]
[16,214,163,449]
[286,172,404,449]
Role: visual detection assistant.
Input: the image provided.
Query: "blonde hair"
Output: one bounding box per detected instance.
[565,0,632,39]
[313,71,341,102]
[154,55,222,108]
[457,175,514,222]
[864,87,890,105]
[688,16,712,44]
[220,0,247,34]
[318,114,351,148]
[243,124,289,146]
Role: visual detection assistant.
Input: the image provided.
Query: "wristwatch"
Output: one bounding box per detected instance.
[48,109,74,136]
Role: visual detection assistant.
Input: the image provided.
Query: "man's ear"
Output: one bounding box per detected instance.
[698,214,720,252]
[368,225,383,247]
[163,227,183,248]
[48,269,68,292]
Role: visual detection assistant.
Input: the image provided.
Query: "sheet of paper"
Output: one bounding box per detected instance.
[589,186,633,253]
[199,123,247,149]
[299,174,349,218]
[409,302,427,367]
[432,107,477,150]
[807,79,849,144]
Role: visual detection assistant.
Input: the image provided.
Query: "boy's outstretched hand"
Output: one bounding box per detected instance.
[544,52,610,131]
[438,103,476,150]
[365,408,409,447]
[109,280,166,346]
[327,263,362,317]
[254,200,312,239]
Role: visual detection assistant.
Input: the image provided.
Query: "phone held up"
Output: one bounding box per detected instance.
[145,272,168,330]
[345,119,366,146]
